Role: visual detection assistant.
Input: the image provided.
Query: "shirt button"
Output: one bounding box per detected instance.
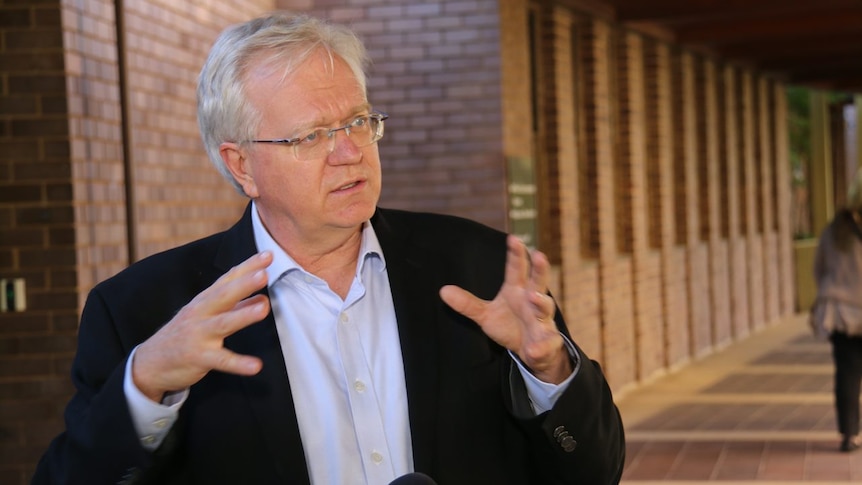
[353,380,366,393]
[153,418,169,429]
[340,313,349,324]
[304,275,314,284]
[371,451,384,464]
[141,435,156,446]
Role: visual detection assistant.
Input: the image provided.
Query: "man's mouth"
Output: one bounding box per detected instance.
[336,181,360,191]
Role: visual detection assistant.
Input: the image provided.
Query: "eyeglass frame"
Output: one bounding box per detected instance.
[245,111,389,160]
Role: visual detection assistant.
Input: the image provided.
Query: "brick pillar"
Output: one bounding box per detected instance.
[544,7,603,359]
[704,60,732,348]
[681,52,712,356]
[725,66,751,338]
[741,71,766,330]
[64,0,127,304]
[758,78,781,323]
[588,19,636,389]
[618,32,665,381]
[653,43,691,368]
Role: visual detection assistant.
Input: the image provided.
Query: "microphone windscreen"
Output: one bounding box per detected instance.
[388,472,438,485]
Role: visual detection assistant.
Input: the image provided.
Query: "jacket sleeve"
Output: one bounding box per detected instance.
[31,289,159,485]
[503,310,626,485]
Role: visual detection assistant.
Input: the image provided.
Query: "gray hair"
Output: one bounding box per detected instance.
[197,13,370,194]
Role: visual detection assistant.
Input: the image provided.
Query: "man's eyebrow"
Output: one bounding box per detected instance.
[291,103,373,134]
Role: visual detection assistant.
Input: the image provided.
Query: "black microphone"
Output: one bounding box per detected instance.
[388,472,438,484]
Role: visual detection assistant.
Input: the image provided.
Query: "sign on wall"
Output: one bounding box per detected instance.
[506,156,538,249]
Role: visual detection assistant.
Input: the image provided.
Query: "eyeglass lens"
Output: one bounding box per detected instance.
[296,115,384,160]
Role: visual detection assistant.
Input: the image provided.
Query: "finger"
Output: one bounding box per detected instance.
[191,251,273,314]
[503,235,531,288]
[439,285,488,323]
[208,293,271,338]
[528,291,556,323]
[527,249,551,295]
[204,347,263,376]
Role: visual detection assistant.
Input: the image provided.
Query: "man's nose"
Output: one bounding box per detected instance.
[326,128,361,164]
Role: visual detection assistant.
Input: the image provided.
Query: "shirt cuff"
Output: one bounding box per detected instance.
[509,334,580,414]
[123,345,188,451]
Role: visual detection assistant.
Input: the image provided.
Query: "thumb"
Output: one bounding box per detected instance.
[440,285,487,322]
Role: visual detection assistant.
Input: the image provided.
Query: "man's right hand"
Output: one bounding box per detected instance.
[132,251,274,403]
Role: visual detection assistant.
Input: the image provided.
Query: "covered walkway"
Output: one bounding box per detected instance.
[618,314,862,483]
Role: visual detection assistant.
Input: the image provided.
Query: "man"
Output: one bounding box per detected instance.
[34,13,624,485]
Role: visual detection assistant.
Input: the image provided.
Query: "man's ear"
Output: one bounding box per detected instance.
[220,142,259,198]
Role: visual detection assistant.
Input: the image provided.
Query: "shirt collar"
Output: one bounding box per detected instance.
[250,201,385,288]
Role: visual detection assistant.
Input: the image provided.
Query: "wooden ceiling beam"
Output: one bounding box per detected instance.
[609,0,861,22]
[673,9,862,44]
[761,53,862,72]
[717,33,862,59]
[788,65,862,84]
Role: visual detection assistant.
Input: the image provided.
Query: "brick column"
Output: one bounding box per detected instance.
[741,71,766,330]
[619,32,665,381]
[681,52,712,356]
[545,7,603,359]
[725,66,751,338]
[586,18,636,389]
[704,60,732,347]
[654,43,691,368]
[758,78,781,323]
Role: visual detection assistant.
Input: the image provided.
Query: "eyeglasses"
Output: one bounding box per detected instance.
[247,112,388,161]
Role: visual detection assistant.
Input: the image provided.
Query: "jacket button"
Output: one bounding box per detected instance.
[553,426,577,452]
[553,426,566,439]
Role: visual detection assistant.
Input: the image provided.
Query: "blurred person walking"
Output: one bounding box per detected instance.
[813,168,862,453]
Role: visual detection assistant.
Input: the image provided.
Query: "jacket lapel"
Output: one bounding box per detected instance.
[213,203,311,484]
[372,209,441,474]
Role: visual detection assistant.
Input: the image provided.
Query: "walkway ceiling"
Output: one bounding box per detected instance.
[592,0,862,94]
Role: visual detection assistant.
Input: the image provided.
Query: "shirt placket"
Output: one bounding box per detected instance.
[337,285,396,484]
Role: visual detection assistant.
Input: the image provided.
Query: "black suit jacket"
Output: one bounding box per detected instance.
[33,205,624,485]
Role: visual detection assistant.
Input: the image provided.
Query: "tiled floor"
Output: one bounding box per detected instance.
[616,314,862,483]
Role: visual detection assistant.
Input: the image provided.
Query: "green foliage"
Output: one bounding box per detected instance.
[787,85,810,187]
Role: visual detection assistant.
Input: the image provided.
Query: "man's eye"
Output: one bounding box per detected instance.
[352,117,368,128]
[300,131,320,144]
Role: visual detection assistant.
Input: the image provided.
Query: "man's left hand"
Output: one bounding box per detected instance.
[439,235,572,384]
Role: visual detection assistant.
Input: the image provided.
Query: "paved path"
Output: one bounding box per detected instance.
[617,314,862,483]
